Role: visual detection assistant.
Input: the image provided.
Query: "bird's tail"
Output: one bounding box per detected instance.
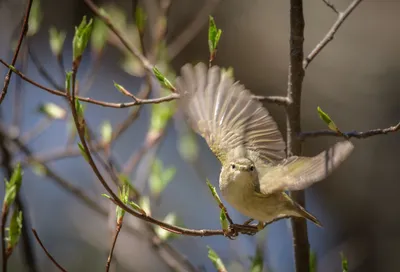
[283,193,323,227]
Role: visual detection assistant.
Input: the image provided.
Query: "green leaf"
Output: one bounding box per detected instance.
[65,71,72,94]
[219,209,228,231]
[91,16,108,55]
[27,0,42,37]
[100,121,112,143]
[75,99,85,119]
[101,193,111,200]
[38,102,66,120]
[250,246,264,272]
[116,184,130,221]
[139,196,151,216]
[206,179,222,205]
[135,7,146,34]
[221,67,234,78]
[128,201,146,215]
[6,210,23,250]
[154,213,177,241]
[152,67,175,91]
[77,143,89,162]
[317,106,338,132]
[178,131,199,162]
[150,101,175,135]
[207,246,227,272]
[4,163,23,207]
[113,81,134,98]
[208,16,222,55]
[49,27,66,57]
[309,250,317,272]
[72,16,93,61]
[149,159,176,197]
[31,162,47,177]
[340,252,348,272]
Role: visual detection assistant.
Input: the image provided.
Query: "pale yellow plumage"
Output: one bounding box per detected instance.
[176,62,354,227]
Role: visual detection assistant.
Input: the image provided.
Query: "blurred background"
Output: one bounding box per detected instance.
[0,0,399,271]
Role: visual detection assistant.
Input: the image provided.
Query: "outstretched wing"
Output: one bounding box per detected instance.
[258,141,354,194]
[175,62,286,164]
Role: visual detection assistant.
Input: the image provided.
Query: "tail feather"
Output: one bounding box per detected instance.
[283,193,323,227]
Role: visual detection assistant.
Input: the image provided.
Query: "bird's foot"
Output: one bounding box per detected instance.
[229,223,259,236]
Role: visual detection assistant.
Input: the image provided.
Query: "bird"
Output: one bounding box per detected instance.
[175,62,354,229]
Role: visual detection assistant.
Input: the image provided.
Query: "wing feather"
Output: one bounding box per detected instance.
[175,62,286,164]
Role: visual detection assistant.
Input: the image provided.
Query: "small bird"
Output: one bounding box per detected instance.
[175,62,354,229]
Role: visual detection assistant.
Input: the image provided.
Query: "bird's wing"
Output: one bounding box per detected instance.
[258,141,354,195]
[175,63,286,164]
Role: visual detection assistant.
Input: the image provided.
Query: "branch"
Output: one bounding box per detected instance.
[105,221,123,272]
[0,0,33,104]
[299,122,400,140]
[0,58,179,108]
[84,0,154,73]
[253,95,289,106]
[322,0,339,14]
[31,229,67,272]
[286,1,310,272]
[303,0,364,69]
[167,0,221,59]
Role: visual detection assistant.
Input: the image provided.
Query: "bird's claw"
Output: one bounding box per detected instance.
[230,224,259,236]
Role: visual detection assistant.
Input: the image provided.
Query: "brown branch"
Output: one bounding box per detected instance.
[303,0,364,69]
[0,126,107,217]
[31,229,67,272]
[286,1,310,272]
[84,0,154,73]
[105,221,123,272]
[1,204,9,272]
[299,122,400,140]
[167,0,221,59]
[253,95,289,106]
[0,0,33,104]
[322,0,339,14]
[0,58,179,108]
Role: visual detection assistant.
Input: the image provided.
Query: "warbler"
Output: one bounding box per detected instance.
[175,62,354,228]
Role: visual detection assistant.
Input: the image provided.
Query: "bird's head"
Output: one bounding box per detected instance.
[222,157,258,185]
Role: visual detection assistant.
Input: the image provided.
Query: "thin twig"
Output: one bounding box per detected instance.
[303,0,364,69]
[105,221,123,272]
[0,59,178,108]
[84,0,154,73]
[167,0,221,59]
[0,59,287,109]
[1,205,9,272]
[0,0,33,104]
[253,95,289,106]
[31,229,67,272]
[322,0,339,14]
[299,122,400,140]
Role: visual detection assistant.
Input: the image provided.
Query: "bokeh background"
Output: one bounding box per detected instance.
[0,0,399,271]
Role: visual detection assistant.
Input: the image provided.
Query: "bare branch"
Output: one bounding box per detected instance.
[31,229,67,272]
[0,58,179,108]
[105,221,123,272]
[84,0,154,73]
[299,122,400,140]
[322,0,339,14]
[0,0,33,104]
[286,1,310,272]
[303,0,364,69]
[253,95,289,106]
[167,0,221,59]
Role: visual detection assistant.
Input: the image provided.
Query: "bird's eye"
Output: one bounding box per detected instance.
[231,164,236,170]
[249,166,254,171]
